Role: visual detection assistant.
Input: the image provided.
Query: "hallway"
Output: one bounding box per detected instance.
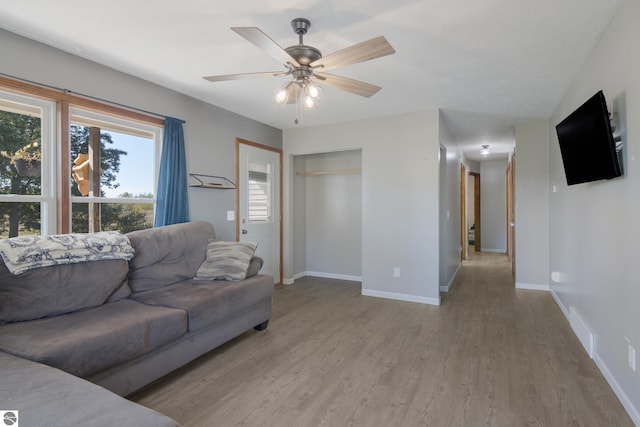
[443,251,631,425]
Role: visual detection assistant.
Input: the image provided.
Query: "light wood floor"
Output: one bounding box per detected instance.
[131,252,633,426]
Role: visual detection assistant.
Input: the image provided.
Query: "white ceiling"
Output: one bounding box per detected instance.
[0,0,620,160]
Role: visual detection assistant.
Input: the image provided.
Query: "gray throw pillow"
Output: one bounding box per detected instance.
[194,241,258,281]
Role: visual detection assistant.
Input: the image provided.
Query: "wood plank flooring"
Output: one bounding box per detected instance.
[130,252,633,426]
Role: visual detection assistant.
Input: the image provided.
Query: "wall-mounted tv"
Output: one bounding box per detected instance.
[555,90,622,186]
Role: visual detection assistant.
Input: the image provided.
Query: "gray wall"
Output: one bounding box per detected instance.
[0,28,282,240]
[284,111,441,305]
[515,121,549,288]
[548,0,640,420]
[438,114,462,291]
[480,160,507,252]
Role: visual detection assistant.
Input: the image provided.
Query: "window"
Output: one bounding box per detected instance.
[0,79,164,237]
[0,91,55,238]
[69,109,160,233]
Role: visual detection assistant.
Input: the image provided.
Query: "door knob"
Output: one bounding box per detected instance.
[242,229,248,234]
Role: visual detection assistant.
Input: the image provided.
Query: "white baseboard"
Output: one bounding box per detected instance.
[362,289,440,306]
[440,263,461,292]
[515,282,550,291]
[550,287,639,425]
[550,289,593,357]
[288,271,363,283]
[550,287,570,319]
[481,248,507,253]
[594,351,640,426]
[282,272,306,285]
[305,271,362,282]
[569,306,594,358]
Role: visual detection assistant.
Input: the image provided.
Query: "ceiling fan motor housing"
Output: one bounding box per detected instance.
[286,18,322,66]
[285,45,322,66]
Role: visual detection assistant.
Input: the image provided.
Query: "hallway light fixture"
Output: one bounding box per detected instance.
[480,144,490,157]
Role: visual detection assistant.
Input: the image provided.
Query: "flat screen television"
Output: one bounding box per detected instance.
[555,90,622,185]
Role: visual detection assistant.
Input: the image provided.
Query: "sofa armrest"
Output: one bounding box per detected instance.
[246,256,264,278]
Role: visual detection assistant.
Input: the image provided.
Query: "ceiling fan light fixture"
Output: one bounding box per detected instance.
[274,81,294,104]
[274,88,289,104]
[305,82,322,99]
[303,94,317,110]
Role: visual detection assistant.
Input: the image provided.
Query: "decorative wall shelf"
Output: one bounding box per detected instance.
[189,174,235,189]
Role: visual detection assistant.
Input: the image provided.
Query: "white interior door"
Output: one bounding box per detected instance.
[238,142,281,283]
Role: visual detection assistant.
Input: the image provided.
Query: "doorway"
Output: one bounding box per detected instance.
[460,164,467,261]
[467,172,481,256]
[507,154,516,278]
[236,138,282,284]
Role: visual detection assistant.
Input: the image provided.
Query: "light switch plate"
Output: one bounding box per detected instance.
[226,210,235,221]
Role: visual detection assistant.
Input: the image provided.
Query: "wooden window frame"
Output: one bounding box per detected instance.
[0,75,164,234]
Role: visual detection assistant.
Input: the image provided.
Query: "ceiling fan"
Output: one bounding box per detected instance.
[203,18,396,121]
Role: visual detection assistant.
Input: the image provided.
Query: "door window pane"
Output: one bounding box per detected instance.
[248,161,271,223]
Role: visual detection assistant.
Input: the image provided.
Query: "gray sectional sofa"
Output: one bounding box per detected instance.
[0,221,274,426]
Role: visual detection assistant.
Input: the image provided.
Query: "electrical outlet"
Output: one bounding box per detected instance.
[629,344,636,372]
[393,267,400,278]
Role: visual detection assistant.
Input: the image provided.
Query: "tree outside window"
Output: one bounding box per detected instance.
[0,110,43,237]
[0,106,157,238]
[69,123,155,234]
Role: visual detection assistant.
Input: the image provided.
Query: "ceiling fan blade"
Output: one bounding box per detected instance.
[231,27,300,68]
[203,71,288,82]
[311,36,395,72]
[316,73,381,98]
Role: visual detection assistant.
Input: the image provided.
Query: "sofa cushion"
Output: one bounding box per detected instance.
[0,258,130,325]
[127,221,214,292]
[194,240,258,281]
[0,351,178,427]
[130,274,273,332]
[0,300,187,378]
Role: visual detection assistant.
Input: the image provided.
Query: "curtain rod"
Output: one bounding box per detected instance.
[0,72,186,124]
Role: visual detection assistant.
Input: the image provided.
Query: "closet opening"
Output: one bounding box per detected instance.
[291,149,362,284]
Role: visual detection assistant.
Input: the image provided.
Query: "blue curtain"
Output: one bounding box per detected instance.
[154,117,190,227]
